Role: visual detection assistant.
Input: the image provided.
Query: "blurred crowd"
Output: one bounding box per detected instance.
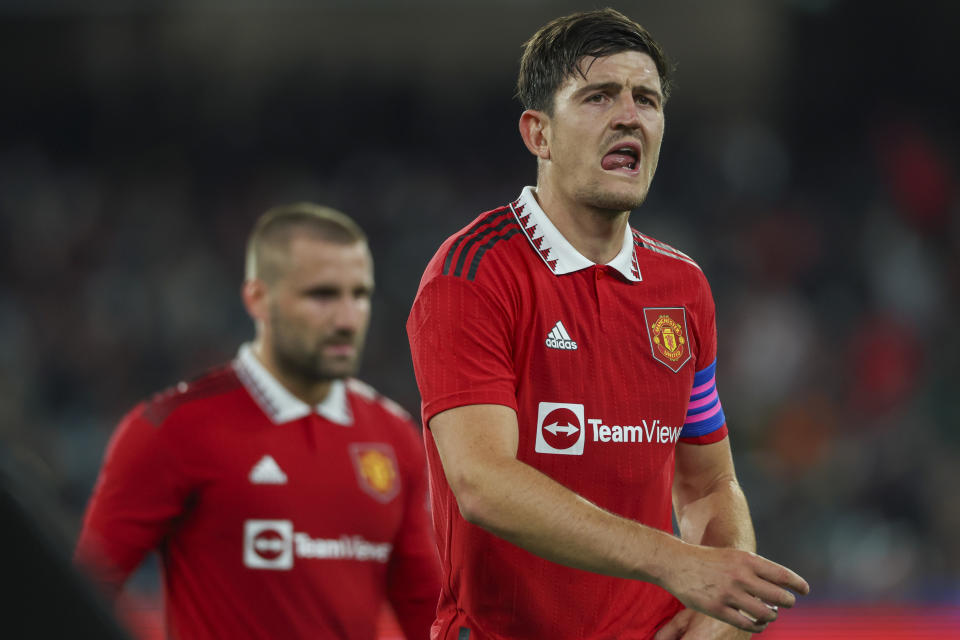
[1,0,958,608]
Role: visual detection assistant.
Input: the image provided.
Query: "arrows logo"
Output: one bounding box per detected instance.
[543,422,579,437]
[535,402,585,455]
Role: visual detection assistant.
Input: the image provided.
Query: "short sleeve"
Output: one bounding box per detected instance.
[680,271,728,444]
[407,275,517,427]
[75,406,193,594]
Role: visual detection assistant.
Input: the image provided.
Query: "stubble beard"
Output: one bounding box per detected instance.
[575,180,650,214]
[270,316,362,384]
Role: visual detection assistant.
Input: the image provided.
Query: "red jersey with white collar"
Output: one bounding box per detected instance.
[407,187,727,640]
[76,345,440,640]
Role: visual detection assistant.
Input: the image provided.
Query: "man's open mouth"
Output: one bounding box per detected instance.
[601,143,640,172]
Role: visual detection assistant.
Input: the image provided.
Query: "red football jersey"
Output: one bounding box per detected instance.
[407,187,728,640]
[76,345,440,640]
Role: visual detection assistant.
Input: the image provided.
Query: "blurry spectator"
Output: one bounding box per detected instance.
[74,204,440,639]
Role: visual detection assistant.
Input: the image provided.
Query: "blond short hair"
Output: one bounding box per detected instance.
[245,203,367,282]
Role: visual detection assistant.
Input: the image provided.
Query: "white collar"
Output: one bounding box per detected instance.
[233,343,353,426]
[511,186,641,281]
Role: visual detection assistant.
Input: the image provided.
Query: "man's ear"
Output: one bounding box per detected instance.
[242,278,269,323]
[519,109,551,160]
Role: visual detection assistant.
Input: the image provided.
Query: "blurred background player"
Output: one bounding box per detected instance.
[407,9,807,640]
[76,203,440,640]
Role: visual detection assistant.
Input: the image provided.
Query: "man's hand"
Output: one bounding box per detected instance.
[660,543,808,633]
[654,608,753,640]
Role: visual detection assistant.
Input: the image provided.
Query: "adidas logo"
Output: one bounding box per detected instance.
[545,321,578,351]
[249,455,288,485]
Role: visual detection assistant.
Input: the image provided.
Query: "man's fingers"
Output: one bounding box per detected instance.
[654,608,694,640]
[749,580,798,609]
[652,620,682,640]
[755,558,810,595]
[722,607,770,634]
[731,594,778,626]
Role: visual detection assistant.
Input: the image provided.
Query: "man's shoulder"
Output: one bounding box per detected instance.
[139,364,244,427]
[631,228,707,279]
[345,378,416,426]
[421,201,529,286]
[345,379,422,454]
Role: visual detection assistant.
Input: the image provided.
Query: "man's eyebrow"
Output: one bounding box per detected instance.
[573,81,622,98]
[573,81,663,104]
[634,84,663,103]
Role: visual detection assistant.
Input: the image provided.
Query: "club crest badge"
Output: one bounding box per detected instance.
[349,443,400,503]
[643,307,692,372]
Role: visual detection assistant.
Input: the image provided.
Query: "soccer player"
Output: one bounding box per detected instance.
[407,9,809,640]
[76,203,440,640]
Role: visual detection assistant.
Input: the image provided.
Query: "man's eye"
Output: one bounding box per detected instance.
[588,94,606,103]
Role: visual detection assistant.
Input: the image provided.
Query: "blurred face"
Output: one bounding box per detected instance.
[540,50,665,212]
[263,237,373,383]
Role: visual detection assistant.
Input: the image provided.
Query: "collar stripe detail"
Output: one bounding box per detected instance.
[233,344,353,425]
[442,208,513,276]
[511,187,641,281]
[630,235,643,281]
[512,199,560,273]
[234,355,281,420]
[633,230,701,271]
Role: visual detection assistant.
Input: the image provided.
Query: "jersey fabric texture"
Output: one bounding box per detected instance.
[406,187,728,640]
[76,344,440,640]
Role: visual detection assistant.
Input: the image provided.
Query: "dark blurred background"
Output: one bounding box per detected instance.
[2,0,958,633]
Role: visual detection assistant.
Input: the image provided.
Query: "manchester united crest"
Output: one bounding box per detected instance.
[643,307,692,372]
[349,443,400,503]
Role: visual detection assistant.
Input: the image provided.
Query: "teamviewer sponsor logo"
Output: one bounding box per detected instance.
[244,519,294,570]
[535,402,586,455]
[534,402,683,456]
[243,519,393,570]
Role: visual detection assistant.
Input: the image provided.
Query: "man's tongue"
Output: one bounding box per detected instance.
[602,152,635,171]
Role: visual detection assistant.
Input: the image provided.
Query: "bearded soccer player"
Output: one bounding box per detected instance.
[407,9,809,640]
[77,204,440,640]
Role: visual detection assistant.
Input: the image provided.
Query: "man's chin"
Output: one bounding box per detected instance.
[310,364,356,382]
[282,358,358,384]
[582,185,649,213]
[315,357,362,381]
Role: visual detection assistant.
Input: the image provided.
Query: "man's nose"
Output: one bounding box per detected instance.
[610,93,642,129]
[331,298,365,331]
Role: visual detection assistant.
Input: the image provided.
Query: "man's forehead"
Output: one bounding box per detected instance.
[567,50,661,90]
[265,236,369,278]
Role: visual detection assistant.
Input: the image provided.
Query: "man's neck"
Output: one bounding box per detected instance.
[251,341,332,406]
[532,187,629,265]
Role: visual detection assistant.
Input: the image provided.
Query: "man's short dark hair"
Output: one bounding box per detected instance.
[516,8,673,114]
[245,203,367,282]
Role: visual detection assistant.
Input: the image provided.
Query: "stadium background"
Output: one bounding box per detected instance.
[1,0,957,637]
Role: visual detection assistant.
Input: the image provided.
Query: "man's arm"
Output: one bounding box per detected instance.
[386,423,441,639]
[75,407,189,598]
[673,439,754,552]
[654,439,775,639]
[430,404,808,634]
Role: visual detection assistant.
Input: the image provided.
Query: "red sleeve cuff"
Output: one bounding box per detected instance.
[422,390,518,428]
